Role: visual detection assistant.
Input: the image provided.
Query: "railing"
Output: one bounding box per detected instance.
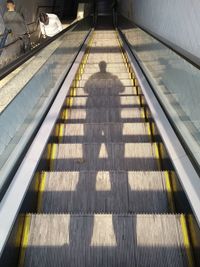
[0,29,9,53]
[0,4,61,52]
[0,17,80,79]
[118,15,200,174]
[0,16,93,199]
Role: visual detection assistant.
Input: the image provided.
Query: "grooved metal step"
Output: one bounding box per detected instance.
[84,63,126,68]
[39,171,168,213]
[84,65,128,73]
[78,78,134,87]
[73,86,136,96]
[86,59,124,64]
[60,108,149,124]
[22,214,188,267]
[51,143,160,171]
[59,122,151,143]
[66,96,139,108]
[81,72,131,80]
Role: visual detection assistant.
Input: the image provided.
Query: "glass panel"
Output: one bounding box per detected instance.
[0,17,92,192]
[119,16,200,169]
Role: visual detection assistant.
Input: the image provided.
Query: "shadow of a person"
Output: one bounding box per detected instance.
[69,61,129,263]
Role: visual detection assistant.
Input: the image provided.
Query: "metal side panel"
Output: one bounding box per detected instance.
[0,29,94,258]
[117,30,200,227]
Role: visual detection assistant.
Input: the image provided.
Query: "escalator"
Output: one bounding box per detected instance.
[0,18,199,267]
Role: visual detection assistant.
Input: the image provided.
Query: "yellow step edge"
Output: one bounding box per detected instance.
[58,123,65,143]
[60,108,65,120]
[47,144,52,162]
[69,87,74,97]
[73,87,77,97]
[37,172,47,212]
[64,108,69,121]
[18,215,31,267]
[146,122,153,143]
[154,142,162,171]
[66,97,74,108]
[55,124,60,138]
[180,214,195,267]
[49,143,57,171]
[164,171,175,212]
[188,214,200,253]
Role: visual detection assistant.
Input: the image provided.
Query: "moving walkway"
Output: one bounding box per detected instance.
[0,17,200,267]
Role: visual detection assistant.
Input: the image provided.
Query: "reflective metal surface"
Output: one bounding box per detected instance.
[119,16,200,171]
[0,17,92,194]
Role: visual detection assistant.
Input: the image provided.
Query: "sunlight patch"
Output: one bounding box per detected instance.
[91,215,117,246]
[95,172,111,191]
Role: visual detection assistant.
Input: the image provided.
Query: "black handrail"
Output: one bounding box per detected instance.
[0,18,80,80]
[0,5,61,50]
[0,29,10,53]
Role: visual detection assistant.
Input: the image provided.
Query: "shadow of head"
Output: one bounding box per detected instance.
[99,61,107,73]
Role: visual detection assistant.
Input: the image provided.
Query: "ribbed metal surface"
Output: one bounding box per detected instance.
[52,142,158,171]
[24,214,188,267]
[78,78,134,87]
[81,72,131,79]
[66,96,139,108]
[61,108,146,124]
[74,86,136,96]
[61,122,150,143]
[40,171,168,213]
[84,64,128,73]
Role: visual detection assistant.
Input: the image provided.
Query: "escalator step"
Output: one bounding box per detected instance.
[78,78,134,87]
[50,143,160,171]
[84,64,128,73]
[81,72,131,80]
[66,96,139,108]
[60,108,148,123]
[58,122,151,143]
[38,171,168,213]
[74,86,136,96]
[22,214,189,267]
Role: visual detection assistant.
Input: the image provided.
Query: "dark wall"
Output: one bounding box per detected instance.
[59,0,79,19]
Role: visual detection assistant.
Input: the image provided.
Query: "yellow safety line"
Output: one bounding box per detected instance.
[58,123,64,143]
[64,108,69,121]
[37,172,47,212]
[49,143,57,171]
[154,143,162,171]
[73,86,77,97]
[18,215,31,267]
[142,105,152,140]
[180,214,195,267]
[146,122,153,142]
[70,87,74,97]
[55,124,60,138]
[164,171,175,212]
[188,214,199,250]
[69,97,73,107]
